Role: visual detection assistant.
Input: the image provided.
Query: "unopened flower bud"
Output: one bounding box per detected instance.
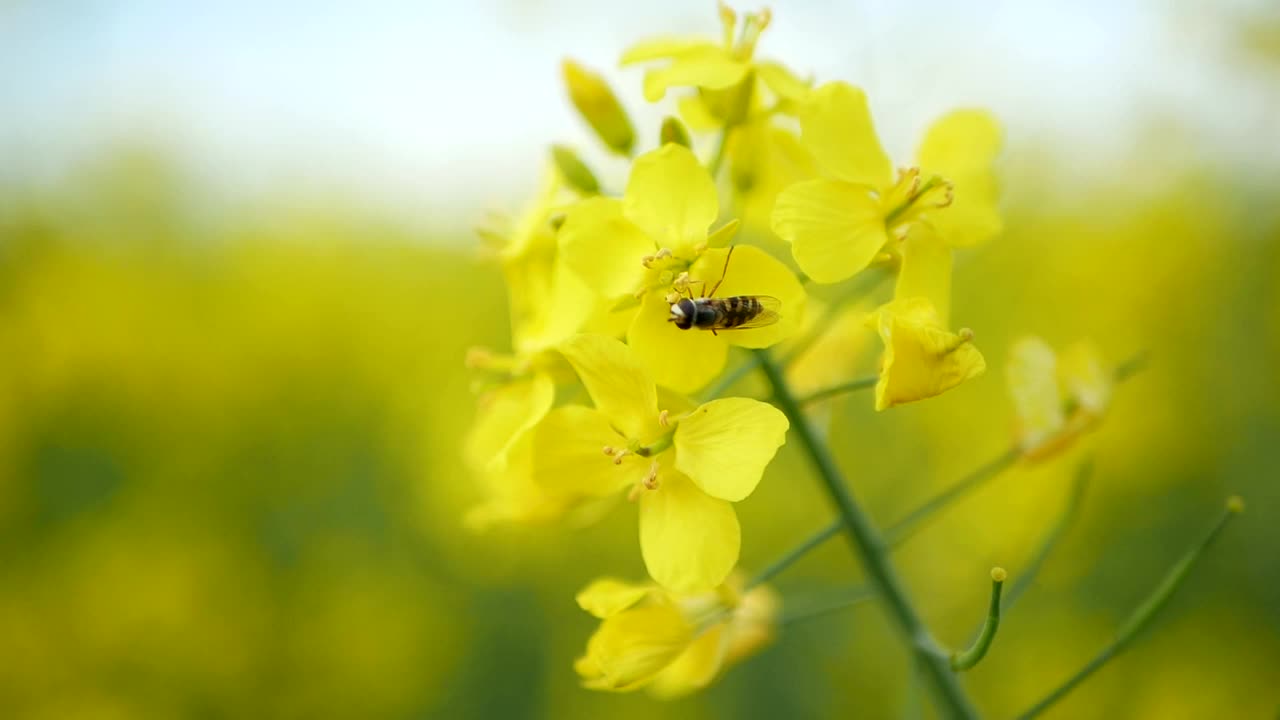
[660,116,692,149]
[563,59,636,156]
[551,145,600,195]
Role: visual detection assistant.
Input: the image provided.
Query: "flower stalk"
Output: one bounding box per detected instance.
[754,348,981,719]
[950,568,1006,671]
[1016,496,1244,719]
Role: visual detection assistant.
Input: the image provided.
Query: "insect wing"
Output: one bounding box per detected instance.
[723,295,782,330]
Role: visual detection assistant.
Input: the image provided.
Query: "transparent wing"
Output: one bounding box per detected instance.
[721,296,782,330]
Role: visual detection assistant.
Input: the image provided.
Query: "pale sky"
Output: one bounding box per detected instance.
[1,0,1274,233]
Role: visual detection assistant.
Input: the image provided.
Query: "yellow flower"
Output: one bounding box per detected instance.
[534,335,788,591]
[1006,336,1113,461]
[558,144,805,392]
[573,573,780,696]
[466,171,603,527]
[620,4,809,109]
[866,298,986,411]
[772,81,1002,318]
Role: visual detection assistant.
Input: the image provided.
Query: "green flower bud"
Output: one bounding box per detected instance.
[659,116,692,149]
[551,145,600,195]
[563,59,636,156]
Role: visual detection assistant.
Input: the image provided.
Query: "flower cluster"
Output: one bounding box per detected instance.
[464,3,1134,701]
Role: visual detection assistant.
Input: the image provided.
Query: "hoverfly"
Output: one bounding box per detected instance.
[667,246,781,335]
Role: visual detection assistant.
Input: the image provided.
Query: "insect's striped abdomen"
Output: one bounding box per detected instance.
[721,296,762,328]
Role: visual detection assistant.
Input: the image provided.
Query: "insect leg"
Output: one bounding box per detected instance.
[706,245,735,298]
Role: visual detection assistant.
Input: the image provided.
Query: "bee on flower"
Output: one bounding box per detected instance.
[558,143,805,393]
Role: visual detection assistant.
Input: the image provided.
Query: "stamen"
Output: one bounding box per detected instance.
[941,328,976,355]
[642,247,674,268]
[658,409,670,427]
[643,461,661,490]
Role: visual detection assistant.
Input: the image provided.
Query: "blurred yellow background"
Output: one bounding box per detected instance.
[2,2,1279,718]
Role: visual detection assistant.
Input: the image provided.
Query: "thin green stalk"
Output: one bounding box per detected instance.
[950,568,1006,671]
[796,374,879,406]
[707,125,733,180]
[1001,459,1093,613]
[778,584,877,626]
[747,521,843,589]
[699,351,760,401]
[885,446,1021,546]
[746,445,1021,594]
[777,265,892,368]
[755,349,981,720]
[1016,497,1244,720]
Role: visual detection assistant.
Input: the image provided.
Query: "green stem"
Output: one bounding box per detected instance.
[950,569,1006,671]
[796,375,879,406]
[707,125,733,180]
[778,265,892,368]
[1001,459,1093,613]
[699,352,760,401]
[778,584,877,626]
[747,444,1020,594]
[747,520,843,589]
[885,446,1021,546]
[1016,497,1244,720]
[754,349,980,720]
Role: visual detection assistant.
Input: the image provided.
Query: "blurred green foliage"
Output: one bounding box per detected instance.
[0,143,1276,719]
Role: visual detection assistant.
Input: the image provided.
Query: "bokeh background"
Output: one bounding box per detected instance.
[2,1,1278,718]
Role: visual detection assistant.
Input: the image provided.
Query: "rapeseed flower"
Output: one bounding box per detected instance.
[1006,336,1113,460]
[573,573,779,696]
[534,335,788,591]
[620,4,808,111]
[558,143,804,392]
[772,81,1001,322]
[867,297,986,410]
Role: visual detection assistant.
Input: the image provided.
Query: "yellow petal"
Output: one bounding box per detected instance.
[916,110,1003,247]
[620,37,721,64]
[674,397,788,502]
[688,245,806,348]
[559,197,654,299]
[639,470,740,593]
[1006,336,1067,455]
[576,578,655,619]
[625,144,719,254]
[648,624,727,699]
[677,95,722,132]
[515,259,599,354]
[799,82,892,187]
[895,223,954,327]
[464,373,555,473]
[577,604,694,692]
[772,179,887,283]
[870,298,986,410]
[466,431,574,530]
[560,334,660,440]
[723,584,781,665]
[533,405,646,497]
[1058,341,1111,417]
[756,60,811,102]
[642,51,750,102]
[628,291,727,395]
